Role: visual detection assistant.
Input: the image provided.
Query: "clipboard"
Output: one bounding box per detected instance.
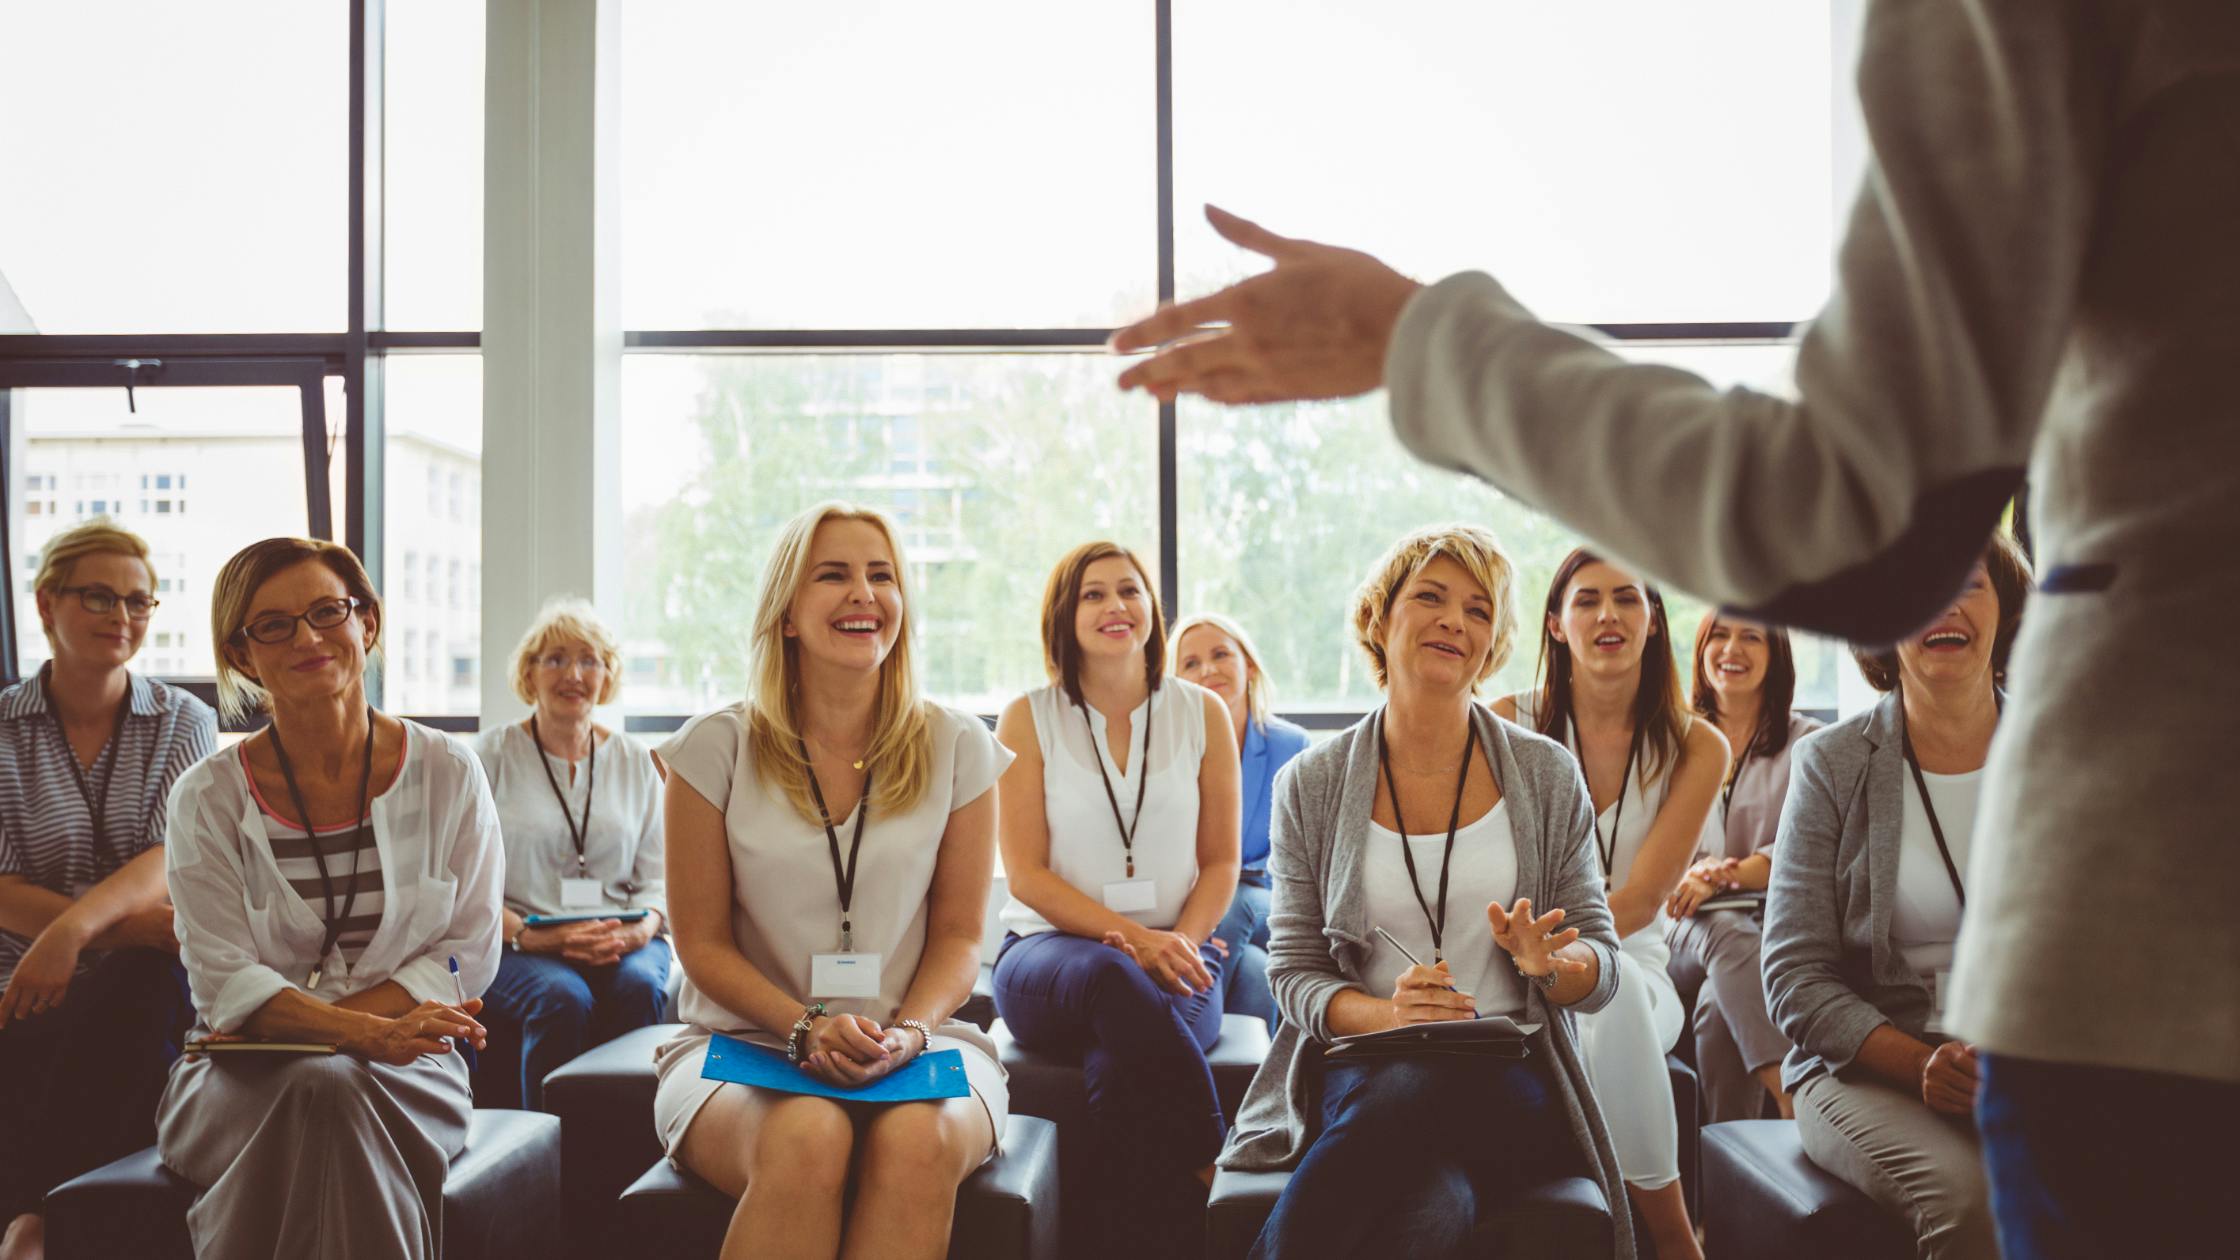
[186,1040,339,1055]
[699,1034,970,1103]
[524,909,652,927]
[1324,1014,1542,1061]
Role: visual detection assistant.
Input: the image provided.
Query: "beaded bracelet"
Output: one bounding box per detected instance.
[787,1002,828,1064]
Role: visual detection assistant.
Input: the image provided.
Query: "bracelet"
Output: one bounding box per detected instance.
[896,1019,935,1053]
[1514,958,1560,991]
[787,1003,828,1064]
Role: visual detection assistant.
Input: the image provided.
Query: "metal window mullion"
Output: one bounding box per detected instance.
[349,0,386,708]
[1154,0,1179,618]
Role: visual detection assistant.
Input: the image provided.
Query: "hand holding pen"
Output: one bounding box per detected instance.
[1373,925,1478,1027]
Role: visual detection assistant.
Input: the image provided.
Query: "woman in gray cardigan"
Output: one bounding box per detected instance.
[1763,536,2030,1260]
[1220,525,1634,1260]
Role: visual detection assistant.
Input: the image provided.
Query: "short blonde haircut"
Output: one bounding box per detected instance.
[1351,524,1518,692]
[746,502,933,825]
[33,518,156,646]
[210,537,383,723]
[1170,612,1272,725]
[509,597,623,706]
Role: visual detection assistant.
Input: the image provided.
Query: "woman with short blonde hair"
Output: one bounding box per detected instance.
[157,536,503,1260]
[472,598,668,1110]
[0,519,215,1260]
[654,503,1009,1257]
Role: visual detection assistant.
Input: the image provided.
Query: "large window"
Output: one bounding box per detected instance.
[618,2,1848,719]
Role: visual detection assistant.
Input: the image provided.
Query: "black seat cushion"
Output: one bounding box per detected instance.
[616,1112,1060,1260]
[992,1013,1271,1125]
[1206,1166,1611,1260]
[1701,1120,1912,1260]
[539,1020,681,1246]
[44,1108,561,1260]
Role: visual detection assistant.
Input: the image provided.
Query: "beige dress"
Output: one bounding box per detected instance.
[651,701,1012,1161]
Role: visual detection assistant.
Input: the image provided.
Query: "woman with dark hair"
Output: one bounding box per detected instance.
[1666,613,1821,1122]
[991,541,1241,1259]
[1494,548,1726,1260]
[1763,535,2031,1259]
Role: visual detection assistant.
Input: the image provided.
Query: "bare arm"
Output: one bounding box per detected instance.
[992,698,1142,941]
[1608,721,1727,938]
[0,845,171,946]
[892,787,997,1033]
[1171,690,1241,946]
[663,773,817,1037]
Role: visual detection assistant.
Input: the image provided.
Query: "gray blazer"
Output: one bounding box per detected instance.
[1763,691,1936,1093]
[1218,704,1634,1260]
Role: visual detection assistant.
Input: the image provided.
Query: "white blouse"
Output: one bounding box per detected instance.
[659,701,1012,1045]
[1361,802,1526,1019]
[163,722,506,1034]
[1891,767,1980,979]
[473,722,666,920]
[1000,680,1211,936]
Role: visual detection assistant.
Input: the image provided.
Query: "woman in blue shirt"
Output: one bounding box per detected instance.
[1172,613,1310,1029]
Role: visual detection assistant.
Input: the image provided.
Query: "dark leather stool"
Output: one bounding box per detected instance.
[1206,1166,1612,1259]
[43,1108,561,1260]
[615,1113,1059,1259]
[1670,1052,1702,1219]
[1701,1120,1911,1260]
[540,1021,683,1251]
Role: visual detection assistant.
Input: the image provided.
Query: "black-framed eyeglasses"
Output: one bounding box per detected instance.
[57,586,160,620]
[237,596,363,646]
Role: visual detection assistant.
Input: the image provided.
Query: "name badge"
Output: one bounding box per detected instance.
[1927,968,1951,1037]
[1101,879,1158,913]
[811,952,883,999]
[560,878,604,910]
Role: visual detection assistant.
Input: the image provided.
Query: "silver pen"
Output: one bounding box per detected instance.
[1373,925,1472,1009]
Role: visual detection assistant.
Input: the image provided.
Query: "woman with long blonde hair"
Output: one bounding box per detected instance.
[652,503,1010,1259]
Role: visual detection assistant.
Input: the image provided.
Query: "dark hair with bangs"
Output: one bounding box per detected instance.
[1039,541,1165,707]
[1691,612,1801,760]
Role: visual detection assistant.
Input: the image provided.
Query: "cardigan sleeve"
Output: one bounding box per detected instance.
[1762,733,1892,1075]
[1537,748,1621,1016]
[1264,760,1352,1043]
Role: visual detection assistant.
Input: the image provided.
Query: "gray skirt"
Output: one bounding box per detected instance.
[156,1049,471,1260]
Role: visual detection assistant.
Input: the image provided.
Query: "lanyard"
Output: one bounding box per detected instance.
[1083,695,1155,880]
[1721,742,1754,833]
[1376,718,1478,964]
[801,740,871,952]
[268,707,377,987]
[1576,721,1642,883]
[529,714,597,878]
[42,670,133,873]
[1899,726,1968,908]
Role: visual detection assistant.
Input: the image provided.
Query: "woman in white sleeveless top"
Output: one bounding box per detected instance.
[992,540,1241,1260]
[1497,549,1727,1260]
[654,503,1010,1259]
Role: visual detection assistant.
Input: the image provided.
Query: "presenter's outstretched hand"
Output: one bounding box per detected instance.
[1489,898,1587,979]
[1111,205,1422,406]
[1390,961,1477,1028]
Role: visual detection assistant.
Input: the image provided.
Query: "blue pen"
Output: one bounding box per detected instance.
[448,955,466,1008]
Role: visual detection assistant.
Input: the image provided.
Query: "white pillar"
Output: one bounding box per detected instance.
[481,0,622,728]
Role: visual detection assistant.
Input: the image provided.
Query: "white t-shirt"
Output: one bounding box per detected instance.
[473,722,666,920]
[1891,767,1980,979]
[1361,802,1526,1019]
[1000,680,1210,935]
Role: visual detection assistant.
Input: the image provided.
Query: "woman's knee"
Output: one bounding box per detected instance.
[269,1055,380,1125]
[859,1102,985,1189]
[745,1098,856,1193]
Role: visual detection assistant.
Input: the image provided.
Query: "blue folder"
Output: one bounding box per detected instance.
[699,1034,970,1103]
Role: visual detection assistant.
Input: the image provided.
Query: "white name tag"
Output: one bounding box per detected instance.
[1101,879,1158,913]
[1927,968,1951,1037]
[811,952,883,1000]
[560,878,604,910]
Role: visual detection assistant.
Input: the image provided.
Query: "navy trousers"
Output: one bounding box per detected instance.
[1213,872,1277,1029]
[993,929,1226,1260]
[1252,1052,1587,1260]
[0,947,191,1219]
[1979,1053,2240,1260]
[475,937,671,1110]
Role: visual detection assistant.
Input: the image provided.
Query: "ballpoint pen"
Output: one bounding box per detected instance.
[1372,926,1473,1010]
[448,955,466,1008]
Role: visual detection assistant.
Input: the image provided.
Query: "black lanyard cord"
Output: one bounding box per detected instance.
[800,739,871,950]
[43,670,133,873]
[268,707,378,967]
[1083,694,1155,880]
[1376,717,1478,964]
[1576,720,1642,882]
[529,714,597,876]
[1721,743,1754,831]
[1896,685,2001,908]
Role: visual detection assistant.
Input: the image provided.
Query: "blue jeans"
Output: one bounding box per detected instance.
[1214,871,1276,1029]
[1978,1053,2240,1260]
[477,937,671,1110]
[993,930,1226,1259]
[0,948,191,1218]
[1252,1052,1586,1260]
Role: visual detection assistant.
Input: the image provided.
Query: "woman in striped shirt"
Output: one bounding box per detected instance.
[0,519,215,1260]
[155,538,504,1260]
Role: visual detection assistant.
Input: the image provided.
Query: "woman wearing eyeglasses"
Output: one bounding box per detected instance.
[472,598,668,1111]
[0,520,215,1260]
[154,537,503,1260]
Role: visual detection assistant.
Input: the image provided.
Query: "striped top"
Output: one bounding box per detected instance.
[0,667,217,990]
[241,739,403,969]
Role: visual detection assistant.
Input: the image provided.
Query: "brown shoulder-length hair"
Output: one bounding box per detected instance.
[1040,541,1164,708]
[1691,612,1800,761]
[1852,531,2034,692]
[1532,547,1690,782]
[211,537,384,723]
